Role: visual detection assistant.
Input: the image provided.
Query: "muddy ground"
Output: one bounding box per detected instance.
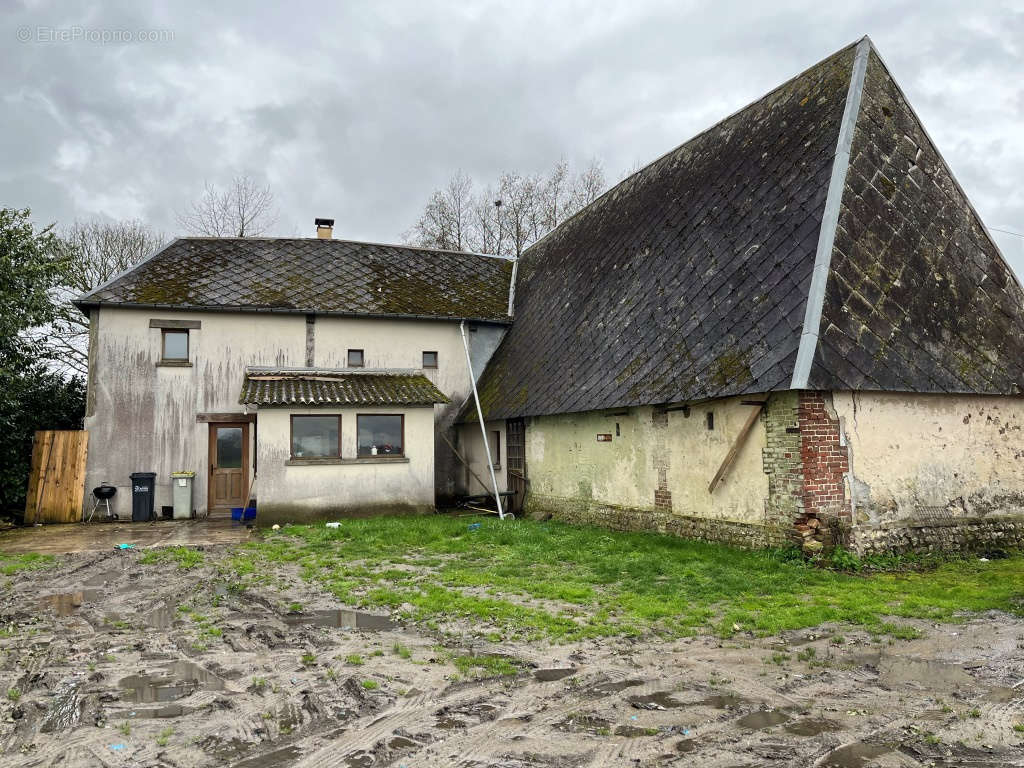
[1,545,1023,767]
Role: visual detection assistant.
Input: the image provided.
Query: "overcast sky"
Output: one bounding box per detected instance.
[2,1,1023,273]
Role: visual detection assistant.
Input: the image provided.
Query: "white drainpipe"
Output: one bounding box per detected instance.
[460,319,505,519]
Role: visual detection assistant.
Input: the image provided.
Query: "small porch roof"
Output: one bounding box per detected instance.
[239,367,450,407]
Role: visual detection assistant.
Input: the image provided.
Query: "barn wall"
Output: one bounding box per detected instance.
[830,391,1024,553]
[500,397,786,547]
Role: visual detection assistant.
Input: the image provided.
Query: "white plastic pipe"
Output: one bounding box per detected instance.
[460,320,505,519]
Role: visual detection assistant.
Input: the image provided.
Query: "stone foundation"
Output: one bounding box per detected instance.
[850,514,1024,555]
[527,494,791,550]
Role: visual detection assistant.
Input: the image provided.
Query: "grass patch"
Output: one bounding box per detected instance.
[230,516,1024,642]
[139,546,203,570]
[0,551,55,576]
[361,680,378,690]
[452,654,520,678]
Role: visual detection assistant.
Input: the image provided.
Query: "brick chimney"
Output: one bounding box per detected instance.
[315,218,334,239]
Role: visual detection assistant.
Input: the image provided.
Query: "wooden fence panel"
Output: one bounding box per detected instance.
[24,430,89,524]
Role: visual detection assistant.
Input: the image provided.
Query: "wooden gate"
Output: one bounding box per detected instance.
[505,419,527,514]
[24,430,89,524]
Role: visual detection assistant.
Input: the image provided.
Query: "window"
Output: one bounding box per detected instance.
[422,350,438,369]
[290,415,341,458]
[347,349,364,368]
[162,329,189,361]
[706,411,715,430]
[490,430,501,468]
[357,414,404,457]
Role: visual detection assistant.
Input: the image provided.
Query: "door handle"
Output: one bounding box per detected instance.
[210,463,215,473]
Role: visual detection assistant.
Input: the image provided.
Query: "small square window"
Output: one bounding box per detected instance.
[357,414,403,457]
[422,351,438,369]
[291,415,340,458]
[162,330,188,361]
[347,349,364,368]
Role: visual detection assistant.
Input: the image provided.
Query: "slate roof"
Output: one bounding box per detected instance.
[468,37,1024,421]
[76,238,513,323]
[239,368,449,407]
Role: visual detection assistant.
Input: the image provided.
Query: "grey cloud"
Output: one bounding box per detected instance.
[1,0,1021,274]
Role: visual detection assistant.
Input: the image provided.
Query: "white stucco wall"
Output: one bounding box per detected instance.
[832,391,1024,523]
[255,406,435,523]
[83,306,506,517]
[457,420,507,495]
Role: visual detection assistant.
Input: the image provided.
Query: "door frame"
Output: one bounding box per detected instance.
[207,421,250,514]
[505,418,526,514]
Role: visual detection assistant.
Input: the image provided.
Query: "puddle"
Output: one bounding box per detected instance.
[614,724,658,737]
[676,738,699,754]
[737,709,790,729]
[83,570,120,586]
[120,661,225,703]
[784,717,841,736]
[534,667,577,682]
[699,693,746,709]
[821,743,892,767]
[40,678,82,732]
[628,691,686,710]
[435,717,466,729]
[40,589,102,615]
[233,746,303,767]
[283,609,396,631]
[585,678,645,697]
[556,713,612,735]
[343,754,373,768]
[127,703,193,719]
[878,655,975,691]
[145,604,176,629]
[388,736,418,749]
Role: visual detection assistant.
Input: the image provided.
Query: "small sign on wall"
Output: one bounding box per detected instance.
[596,433,612,442]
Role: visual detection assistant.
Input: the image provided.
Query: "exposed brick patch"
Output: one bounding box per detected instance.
[652,408,672,511]
[762,391,804,528]
[797,392,851,522]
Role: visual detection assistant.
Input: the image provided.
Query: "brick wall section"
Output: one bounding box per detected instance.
[652,409,672,511]
[797,392,851,521]
[761,391,804,527]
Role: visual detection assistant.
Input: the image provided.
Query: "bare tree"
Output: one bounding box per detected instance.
[407,158,606,258]
[404,171,474,251]
[177,175,278,237]
[42,220,164,375]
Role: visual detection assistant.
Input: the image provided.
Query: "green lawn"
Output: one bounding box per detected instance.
[229,516,1023,642]
[0,550,54,576]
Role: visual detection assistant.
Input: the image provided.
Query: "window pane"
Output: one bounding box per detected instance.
[358,415,403,456]
[347,349,364,367]
[291,416,339,458]
[490,431,501,465]
[423,351,438,368]
[216,427,243,468]
[163,331,188,359]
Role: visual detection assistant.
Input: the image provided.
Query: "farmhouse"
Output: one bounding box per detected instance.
[75,231,511,524]
[78,37,1024,553]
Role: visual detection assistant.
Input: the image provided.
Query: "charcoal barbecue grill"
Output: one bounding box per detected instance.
[87,483,118,522]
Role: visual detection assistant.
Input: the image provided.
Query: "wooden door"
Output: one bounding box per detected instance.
[208,423,248,513]
[505,419,526,515]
